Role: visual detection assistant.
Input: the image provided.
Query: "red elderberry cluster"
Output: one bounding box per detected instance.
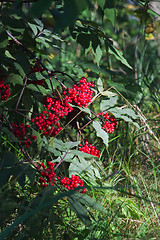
[11,123,37,148]
[65,77,94,108]
[98,112,117,133]
[35,162,56,188]
[31,110,62,137]
[0,75,11,101]
[79,141,101,157]
[32,77,94,136]
[44,95,73,118]
[57,175,87,193]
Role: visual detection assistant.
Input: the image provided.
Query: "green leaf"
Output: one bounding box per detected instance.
[28,22,38,36]
[30,0,53,18]
[54,152,75,163]
[104,8,116,26]
[69,104,92,117]
[0,151,19,187]
[32,129,43,151]
[23,164,36,185]
[72,193,108,214]
[13,62,25,77]
[51,0,88,31]
[97,0,106,9]
[93,121,109,148]
[15,51,31,74]
[2,17,25,33]
[5,50,16,60]
[77,33,91,50]
[97,77,104,93]
[0,26,8,48]
[69,157,88,176]
[109,107,140,128]
[69,156,101,179]
[117,108,138,119]
[95,45,102,66]
[100,95,118,111]
[68,196,92,227]
[53,138,79,152]
[81,62,113,75]
[7,73,23,85]
[1,128,18,143]
[26,84,49,95]
[106,41,133,69]
[101,90,117,97]
[70,150,95,159]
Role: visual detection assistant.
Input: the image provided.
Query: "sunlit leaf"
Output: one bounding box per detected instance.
[100,95,118,111]
[93,121,109,148]
[97,77,104,93]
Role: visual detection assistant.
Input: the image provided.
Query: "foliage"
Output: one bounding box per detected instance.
[0,0,160,239]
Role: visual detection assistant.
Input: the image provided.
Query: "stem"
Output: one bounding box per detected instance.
[54,149,70,170]
[53,71,75,83]
[76,121,84,145]
[54,75,67,89]
[16,77,28,110]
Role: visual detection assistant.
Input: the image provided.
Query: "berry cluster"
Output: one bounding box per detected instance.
[35,162,56,188]
[32,77,94,136]
[44,95,73,118]
[0,75,11,101]
[65,77,94,107]
[98,112,117,133]
[11,123,37,148]
[57,175,87,193]
[31,110,62,137]
[35,163,87,193]
[79,141,101,157]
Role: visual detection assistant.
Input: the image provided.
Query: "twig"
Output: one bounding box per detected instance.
[16,77,28,110]
[53,71,75,83]
[2,25,22,46]
[54,149,70,170]
[76,121,84,145]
